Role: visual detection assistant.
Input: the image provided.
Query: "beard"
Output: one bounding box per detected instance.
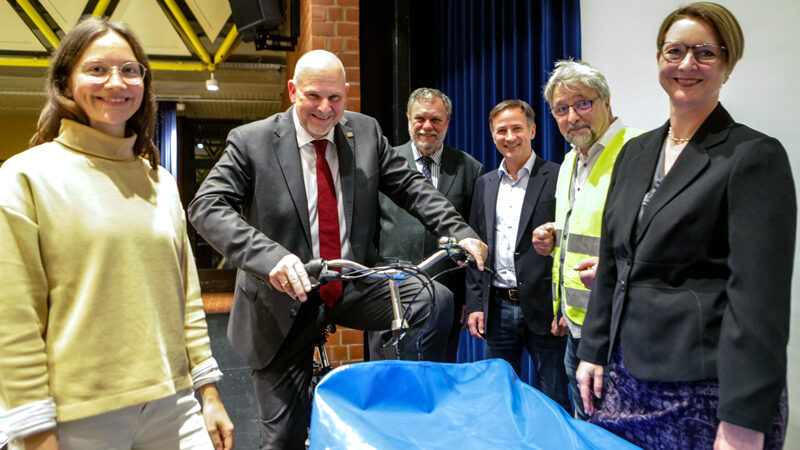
[566,121,598,150]
[411,129,444,155]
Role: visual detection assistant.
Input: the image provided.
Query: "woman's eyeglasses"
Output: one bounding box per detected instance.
[79,60,147,84]
[659,42,727,65]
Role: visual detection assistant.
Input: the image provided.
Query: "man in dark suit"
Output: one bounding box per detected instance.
[188,50,487,449]
[465,99,570,412]
[371,88,483,362]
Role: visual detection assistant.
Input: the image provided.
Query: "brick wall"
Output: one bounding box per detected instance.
[283,0,361,112]
[324,326,365,367]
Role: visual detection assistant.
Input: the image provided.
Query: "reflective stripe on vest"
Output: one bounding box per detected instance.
[552,127,644,325]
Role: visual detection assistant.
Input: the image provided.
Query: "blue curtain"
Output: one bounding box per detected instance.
[437,0,582,386]
[436,0,581,167]
[156,101,178,179]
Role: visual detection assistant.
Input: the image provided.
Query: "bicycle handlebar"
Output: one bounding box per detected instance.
[291,237,474,341]
[303,237,473,287]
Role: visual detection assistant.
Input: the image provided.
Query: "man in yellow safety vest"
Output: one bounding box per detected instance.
[533,60,642,419]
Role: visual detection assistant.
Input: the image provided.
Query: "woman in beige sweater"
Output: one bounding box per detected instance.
[0,17,233,450]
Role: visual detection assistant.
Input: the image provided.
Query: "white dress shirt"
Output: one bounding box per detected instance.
[292,109,352,259]
[570,118,625,201]
[493,152,537,288]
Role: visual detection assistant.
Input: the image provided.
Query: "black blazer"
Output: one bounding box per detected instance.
[188,107,477,370]
[465,156,559,334]
[578,104,795,432]
[376,141,483,303]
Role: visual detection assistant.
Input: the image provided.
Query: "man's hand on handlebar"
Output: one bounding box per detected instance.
[457,237,488,271]
[269,254,313,302]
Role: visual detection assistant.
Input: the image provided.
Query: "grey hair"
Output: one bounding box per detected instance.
[407,87,453,119]
[543,59,610,105]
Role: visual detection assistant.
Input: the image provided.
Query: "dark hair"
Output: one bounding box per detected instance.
[407,87,453,119]
[30,16,159,167]
[657,2,744,74]
[488,99,535,132]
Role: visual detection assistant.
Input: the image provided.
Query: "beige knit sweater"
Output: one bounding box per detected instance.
[0,120,216,432]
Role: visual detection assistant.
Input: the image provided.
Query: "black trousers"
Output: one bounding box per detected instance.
[251,275,453,450]
[367,280,458,363]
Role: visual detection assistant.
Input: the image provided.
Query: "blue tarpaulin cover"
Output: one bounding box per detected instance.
[309,359,640,449]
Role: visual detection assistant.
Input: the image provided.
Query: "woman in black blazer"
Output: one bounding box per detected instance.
[575,3,794,449]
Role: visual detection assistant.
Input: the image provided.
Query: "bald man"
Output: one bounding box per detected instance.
[189,50,487,448]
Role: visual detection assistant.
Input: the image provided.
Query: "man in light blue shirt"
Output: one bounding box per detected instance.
[465,100,570,412]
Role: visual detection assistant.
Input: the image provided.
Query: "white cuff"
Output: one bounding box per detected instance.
[191,357,223,390]
[3,398,57,440]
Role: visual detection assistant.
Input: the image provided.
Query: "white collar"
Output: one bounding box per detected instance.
[410,141,444,165]
[292,107,336,148]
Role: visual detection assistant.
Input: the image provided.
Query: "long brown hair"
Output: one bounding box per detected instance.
[30,16,159,167]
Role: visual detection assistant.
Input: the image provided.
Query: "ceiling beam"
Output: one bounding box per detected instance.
[16,0,60,48]
[213,26,240,67]
[162,0,212,69]
[92,0,112,17]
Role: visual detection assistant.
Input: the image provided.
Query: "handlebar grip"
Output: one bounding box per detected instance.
[304,258,325,279]
[438,236,475,265]
[290,259,325,319]
[447,245,474,265]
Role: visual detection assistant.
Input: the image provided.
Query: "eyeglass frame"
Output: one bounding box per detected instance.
[77,60,148,85]
[550,96,601,118]
[658,41,727,65]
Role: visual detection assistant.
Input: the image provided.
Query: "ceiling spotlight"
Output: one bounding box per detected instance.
[176,101,186,112]
[206,72,219,92]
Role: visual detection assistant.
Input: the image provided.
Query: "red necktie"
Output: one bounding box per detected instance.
[313,139,342,307]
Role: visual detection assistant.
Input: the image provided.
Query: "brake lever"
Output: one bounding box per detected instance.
[439,236,475,265]
[301,258,344,290]
[448,247,475,265]
[313,268,341,288]
[291,260,343,318]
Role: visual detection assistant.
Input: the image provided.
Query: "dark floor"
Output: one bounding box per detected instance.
[203,313,260,449]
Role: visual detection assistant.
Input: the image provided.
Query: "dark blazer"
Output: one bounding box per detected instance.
[377,141,483,302]
[578,104,795,432]
[188,107,477,370]
[465,156,559,335]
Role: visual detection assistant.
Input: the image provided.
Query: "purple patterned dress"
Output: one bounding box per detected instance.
[589,345,788,450]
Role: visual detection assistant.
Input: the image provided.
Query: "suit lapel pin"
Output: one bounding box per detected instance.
[346,131,354,137]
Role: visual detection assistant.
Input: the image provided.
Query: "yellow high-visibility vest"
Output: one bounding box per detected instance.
[552,127,643,325]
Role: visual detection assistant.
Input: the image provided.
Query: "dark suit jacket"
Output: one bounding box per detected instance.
[578,104,795,432]
[188,107,477,370]
[465,156,559,335]
[377,141,483,303]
